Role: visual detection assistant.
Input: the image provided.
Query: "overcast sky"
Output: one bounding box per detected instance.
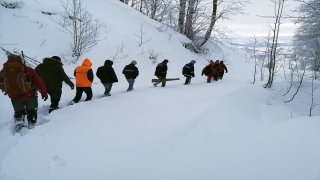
[220,0,300,41]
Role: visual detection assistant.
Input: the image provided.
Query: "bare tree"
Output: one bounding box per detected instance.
[264,0,286,88]
[307,70,320,117]
[184,0,196,40]
[283,46,298,96]
[199,0,217,47]
[178,0,187,33]
[260,31,272,81]
[284,61,307,103]
[52,0,103,62]
[109,42,129,62]
[293,0,320,77]
[135,23,152,47]
[251,35,258,84]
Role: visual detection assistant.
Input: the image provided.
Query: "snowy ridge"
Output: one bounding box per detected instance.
[0,0,319,179]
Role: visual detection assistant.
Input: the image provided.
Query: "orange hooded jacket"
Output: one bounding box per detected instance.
[74,58,93,87]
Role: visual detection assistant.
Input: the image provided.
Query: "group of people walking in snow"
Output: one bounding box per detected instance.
[0,54,227,131]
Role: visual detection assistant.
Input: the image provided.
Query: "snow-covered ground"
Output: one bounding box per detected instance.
[0,0,319,179]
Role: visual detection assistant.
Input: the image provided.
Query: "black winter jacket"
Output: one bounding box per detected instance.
[154,62,168,77]
[35,58,74,90]
[182,63,195,77]
[122,64,139,79]
[96,60,118,83]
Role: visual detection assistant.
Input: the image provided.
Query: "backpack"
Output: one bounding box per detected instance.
[0,62,33,95]
[204,66,211,76]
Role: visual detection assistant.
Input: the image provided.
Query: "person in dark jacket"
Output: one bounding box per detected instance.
[71,58,94,104]
[36,56,74,113]
[182,60,196,85]
[153,59,169,87]
[213,60,220,81]
[218,61,228,79]
[96,60,118,96]
[122,60,139,91]
[0,54,48,129]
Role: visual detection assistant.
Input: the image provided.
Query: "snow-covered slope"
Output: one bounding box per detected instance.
[0,0,319,180]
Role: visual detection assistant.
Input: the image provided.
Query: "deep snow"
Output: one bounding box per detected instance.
[0,0,319,180]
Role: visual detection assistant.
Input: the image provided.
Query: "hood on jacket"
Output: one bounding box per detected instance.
[104,60,113,66]
[82,58,92,67]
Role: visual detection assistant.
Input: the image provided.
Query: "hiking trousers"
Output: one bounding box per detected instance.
[207,74,218,82]
[73,87,93,103]
[11,96,38,124]
[184,76,191,85]
[219,72,225,79]
[154,76,166,87]
[47,90,62,108]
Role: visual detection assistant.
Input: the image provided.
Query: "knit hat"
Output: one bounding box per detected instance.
[131,60,137,65]
[220,61,224,64]
[190,60,196,64]
[215,60,220,63]
[51,56,61,61]
[163,59,169,63]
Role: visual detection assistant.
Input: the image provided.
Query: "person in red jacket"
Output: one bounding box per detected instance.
[0,54,48,129]
[202,60,219,83]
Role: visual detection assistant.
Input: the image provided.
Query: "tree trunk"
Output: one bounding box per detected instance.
[264,0,285,88]
[178,0,187,34]
[200,0,218,47]
[184,0,196,40]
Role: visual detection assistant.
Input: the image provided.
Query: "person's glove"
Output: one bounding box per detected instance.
[71,86,75,90]
[201,73,204,76]
[42,95,48,101]
[226,70,228,73]
[192,75,195,78]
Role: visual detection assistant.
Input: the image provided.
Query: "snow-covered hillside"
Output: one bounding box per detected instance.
[0,0,319,180]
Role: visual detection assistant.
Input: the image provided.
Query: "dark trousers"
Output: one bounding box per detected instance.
[213,73,219,81]
[184,76,191,85]
[154,76,166,87]
[47,90,62,108]
[219,72,224,79]
[73,87,93,103]
[11,96,38,124]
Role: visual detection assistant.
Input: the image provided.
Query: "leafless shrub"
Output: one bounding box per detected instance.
[148,49,161,64]
[1,1,24,9]
[135,23,152,47]
[110,42,129,62]
[50,0,104,62]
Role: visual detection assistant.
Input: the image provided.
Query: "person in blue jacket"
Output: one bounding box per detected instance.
[182,60,196,85]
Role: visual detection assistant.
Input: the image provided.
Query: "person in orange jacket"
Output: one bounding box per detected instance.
[71,58,93,104]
